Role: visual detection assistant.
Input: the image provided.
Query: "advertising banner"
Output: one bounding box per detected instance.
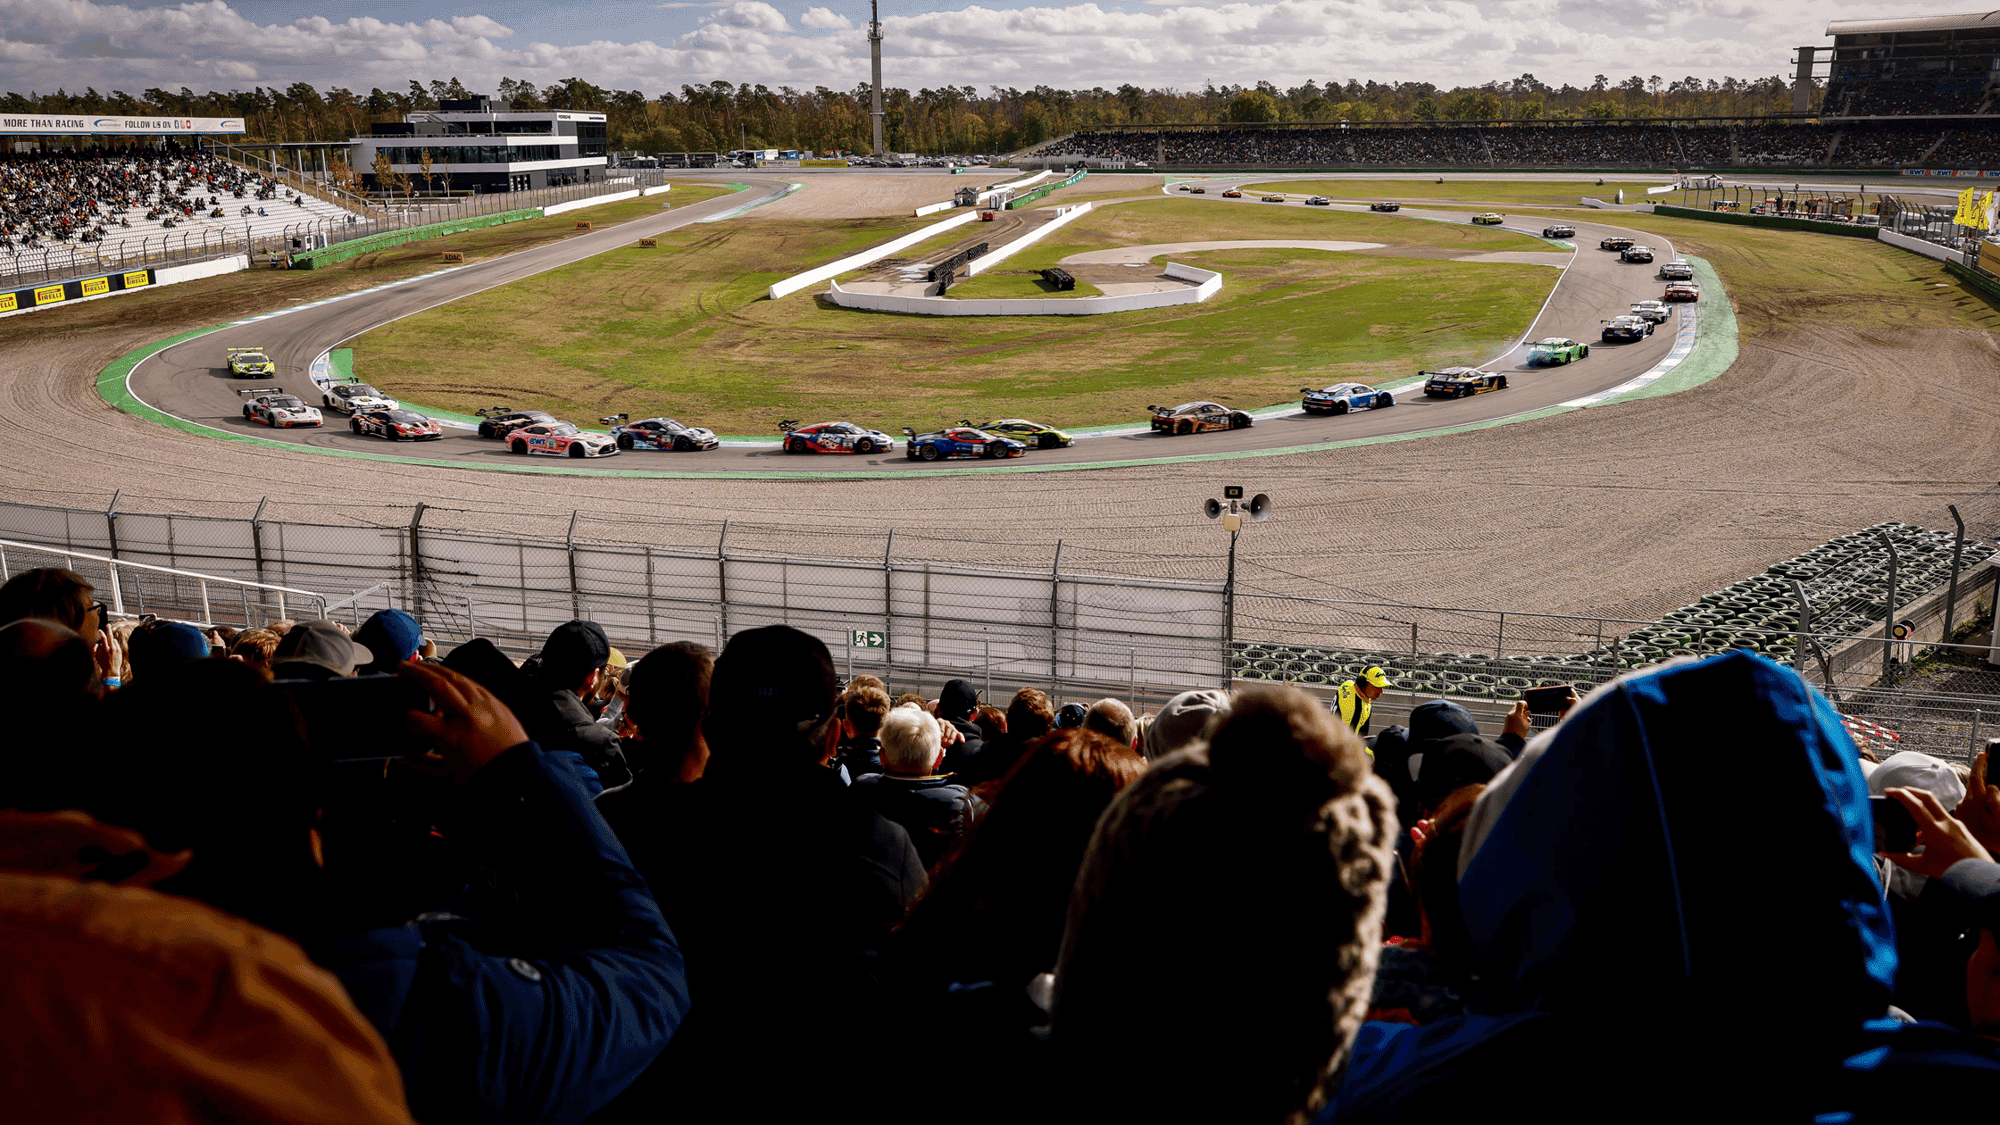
[33,284,65,305]
[0,115,245,135]
[1901,169,2000,178]
[1982,240,2000,278]
[2,269,157,316]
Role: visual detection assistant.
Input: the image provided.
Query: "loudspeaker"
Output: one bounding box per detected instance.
[1246,493,1274,522]
[1203,498,1223,520]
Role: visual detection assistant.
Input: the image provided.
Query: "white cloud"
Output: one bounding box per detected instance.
[0,0,1924,98]
[801,6,853,30]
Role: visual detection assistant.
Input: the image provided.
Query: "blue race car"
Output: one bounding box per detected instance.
[1300,382,1395,415]
[902,425,1027,461]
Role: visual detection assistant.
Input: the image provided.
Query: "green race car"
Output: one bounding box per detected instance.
[963,418,1073,449]
[227,347,275,377]
[1472,212,1505,225]
[1526,337,1589,366]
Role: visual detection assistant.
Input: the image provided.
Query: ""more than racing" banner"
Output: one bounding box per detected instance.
[0,115,245,135]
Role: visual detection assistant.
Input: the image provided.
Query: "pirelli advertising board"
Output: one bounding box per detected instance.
[1,268,153,314]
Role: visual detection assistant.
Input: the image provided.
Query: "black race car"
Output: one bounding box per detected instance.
[476,408,557,439]
[1148,401,1253,435]
[1370,202,1401,212]
[1542,224,1577,239]
[1420,367,1509,398]
[605,415,719,451]
[1621,245,1655,264]
[1599,236,1634,251]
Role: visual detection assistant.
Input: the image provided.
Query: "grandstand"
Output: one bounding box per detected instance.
[1823,10,2000,118]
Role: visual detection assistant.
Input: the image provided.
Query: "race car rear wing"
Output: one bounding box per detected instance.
[234,386,285,396]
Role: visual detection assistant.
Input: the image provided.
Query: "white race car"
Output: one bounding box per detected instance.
[322,382,400,414]
[240,390,323,428]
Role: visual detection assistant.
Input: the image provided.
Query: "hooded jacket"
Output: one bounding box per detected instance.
[1327,652,1914,1121]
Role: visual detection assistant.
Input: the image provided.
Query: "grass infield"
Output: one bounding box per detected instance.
[351,201,1553,434]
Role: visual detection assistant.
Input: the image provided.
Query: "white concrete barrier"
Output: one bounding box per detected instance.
[157,254,252,285]
[826,262,1220,316]
[641,184,672,196]
[767,210,980,300]
[965,202,1092,276]
[1879,227,1961,263]
[543,189,641,217]
[911,171,1055,217]
[913,199,958,217]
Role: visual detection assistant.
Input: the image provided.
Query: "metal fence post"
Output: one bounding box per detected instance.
[104,489,121,561]
[717,520,731,642]
[1946,504,1966,648]
[643,545,657,643]
[1495,611,1505,658]
[883,529,895,670]
[1050,540,1064,693]
[407,503,428,624]
[565,510,582,619]
[1879,530,1899,686]
[1791,578,1813,677]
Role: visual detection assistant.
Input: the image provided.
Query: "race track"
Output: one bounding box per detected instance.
[122,173,1695,475]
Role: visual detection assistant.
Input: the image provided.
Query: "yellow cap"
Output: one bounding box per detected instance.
[606,646,629,670]
[1361,666,1391,689]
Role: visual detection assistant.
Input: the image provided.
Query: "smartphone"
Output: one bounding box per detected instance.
[1869,795,1918,854]
[1522,685,1573,714]
[277,674,435,761]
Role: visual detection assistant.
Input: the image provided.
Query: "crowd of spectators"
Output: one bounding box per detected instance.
[1826,76,1994,118]
[9,562,2000,1122]
[1042,120,2000,170]
[0,143,307,257]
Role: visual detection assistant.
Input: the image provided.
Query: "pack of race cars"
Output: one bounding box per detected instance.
[214,225,1702,463]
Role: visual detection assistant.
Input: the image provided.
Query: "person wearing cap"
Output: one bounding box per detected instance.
[354,609,422,676]
[1054,702,1088,730]
[935,678,987,774]
[1142,689,1230,761]
[521,619,632,794]
[595,625,924,1118]
[127,620,213,682]
[269,619,374,680]
[1338,666,1391,738]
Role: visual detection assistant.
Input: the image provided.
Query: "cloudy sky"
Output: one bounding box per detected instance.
[0,0,1975,97]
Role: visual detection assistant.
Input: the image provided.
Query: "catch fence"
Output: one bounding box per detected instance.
[3,496,1997,755]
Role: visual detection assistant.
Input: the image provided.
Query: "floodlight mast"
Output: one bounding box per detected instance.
[869,0,886,156]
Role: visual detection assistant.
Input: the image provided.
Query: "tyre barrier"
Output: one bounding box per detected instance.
[1230,521,1971,699]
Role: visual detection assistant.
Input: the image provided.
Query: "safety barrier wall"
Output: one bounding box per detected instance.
[0,499,1229,701]
[290,208,542,269]
[825,262,1220,316]
[765,210,981,300]
[157,255,252,285]
[1006,169,1087,210]
[911,170,1055,217]
[1878,227,1962,263]
[965,202,1093,275]
[1651,203,1882,239]
[542,189,638,216]
[1946,260,2000,303]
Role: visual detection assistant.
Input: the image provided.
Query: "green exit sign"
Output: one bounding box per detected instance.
[851,630,886,649]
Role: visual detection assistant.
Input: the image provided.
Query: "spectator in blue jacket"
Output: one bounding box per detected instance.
[88,657,689,1125]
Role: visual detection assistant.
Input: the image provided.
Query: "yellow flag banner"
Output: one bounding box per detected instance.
[1956,186,1979,226]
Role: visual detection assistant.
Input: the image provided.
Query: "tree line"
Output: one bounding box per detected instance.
[2,72,1806,157]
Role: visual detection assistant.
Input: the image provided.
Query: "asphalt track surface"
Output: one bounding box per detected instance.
[128,172,1691,475]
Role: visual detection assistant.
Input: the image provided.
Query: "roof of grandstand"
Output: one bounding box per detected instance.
[1826,11,2000,37]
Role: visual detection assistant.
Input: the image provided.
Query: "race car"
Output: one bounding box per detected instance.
[1621,245,1655,264]
[239,389,323,428]
[1420,368,1508,398]
[227,347,275,377]
[350,408,442,441]
[1599,236,1634,251]
[1300,383,1394,415]
[475,408,556,439]
[1221,189,1244,198]
[1148,401,1253,435]
[779,420,896,455]
[1177,184,1196,192]
[507,421,620,458]
[1664,281,1701,302]
[1261,194,1287,203]
[1526,338,1589,366]
[1472,213,1505,225]
[1629,300,1672,324]
[963,418,1072,449]
[605,415,719,451]
[1601,315,1655,342]
[902,426,1027,461]
[1542,224,1577,239]
[322,382,399,414]
[1370,202,1401,212]
[1659,259,1696,280]
[1306,196,1332,206]
[1189,186,1207,194]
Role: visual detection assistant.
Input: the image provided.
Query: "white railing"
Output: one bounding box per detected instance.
[0,537,330,625]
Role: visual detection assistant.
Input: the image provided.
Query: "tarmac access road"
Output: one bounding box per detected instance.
[126,174,1696,475]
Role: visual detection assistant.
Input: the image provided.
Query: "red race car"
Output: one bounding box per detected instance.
[778,420,897,454]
